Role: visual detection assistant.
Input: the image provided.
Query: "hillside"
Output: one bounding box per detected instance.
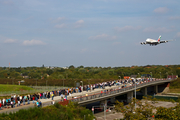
[0,84,33,92]
[169,78,180,93]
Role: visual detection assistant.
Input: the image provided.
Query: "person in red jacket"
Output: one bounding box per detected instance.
[0,102,2,110]
[32,96,35,104]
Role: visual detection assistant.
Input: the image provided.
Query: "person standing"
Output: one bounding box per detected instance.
[32,96,35,104]
[2,98,5,107]
[0,100,2,110]
[61,94,64,101]
[27,95,30,104]
[18,100,20,107]
[23,97,25,105]
[51,100,55,105]
[65,92,67,100]
[51,92,54,100]
[36,101,39,107]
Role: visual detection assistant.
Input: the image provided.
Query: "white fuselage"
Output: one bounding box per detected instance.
[146,38,158,43]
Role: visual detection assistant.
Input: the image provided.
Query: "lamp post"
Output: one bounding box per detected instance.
[135,77,136,109]
[119,76,121,80]
[160,72,161,79]
[150,72,152,79]
[80,81,83,93]
[166,72,168,79]
[80,81,83,86]
[63,79,64,89]
[172,73,173,79]
[74,81,76,87]
[12,78,15,85]
[36,79,38,86]
[121,72,125,80]
[88,79,91,85]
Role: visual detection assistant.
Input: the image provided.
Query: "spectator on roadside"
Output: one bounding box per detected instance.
[36,100,39,107]
[2,98,5,107]
[39,100,42,107]
[18,99,20,107]
[27,95,30,104]
[32,96,35,104]
[51,100,55,105]
[11,101,14,108]
[0,102,1,110]
[23,97,25,105]
[61,94,64,101]
[51,92,54,100]
[65,92,67,100]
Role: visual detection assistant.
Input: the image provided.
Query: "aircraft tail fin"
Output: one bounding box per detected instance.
[158,35,161,41]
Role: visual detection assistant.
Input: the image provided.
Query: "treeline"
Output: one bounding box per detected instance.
[0,65,179,80]
[0,102,94,120]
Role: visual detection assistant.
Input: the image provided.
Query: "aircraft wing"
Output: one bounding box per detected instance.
[160,40,174,43]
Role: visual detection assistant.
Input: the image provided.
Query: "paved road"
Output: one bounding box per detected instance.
[94,109,124,120]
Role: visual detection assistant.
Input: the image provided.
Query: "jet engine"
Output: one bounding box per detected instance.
[141,42,146,45]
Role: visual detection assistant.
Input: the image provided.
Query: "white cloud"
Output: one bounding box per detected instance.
[153,7,169,14]
[89,34,117,40]
[57,17,65,21]
[51,17,66,23]
[23,39,46,46]
[4,39,16,43]
[75,20,84,28]
[112,42,121,45]
[114,26,141,32]
[169,16,180,20]
[176,32,180,37]
[143,27,173,33]
[54,23,66,28]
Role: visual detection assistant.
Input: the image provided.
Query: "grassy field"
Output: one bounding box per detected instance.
[169,89,180,93]
[0,84,33,92]
[169,78,180,93]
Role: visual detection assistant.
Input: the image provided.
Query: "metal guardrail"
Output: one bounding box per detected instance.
[68,79,172,104]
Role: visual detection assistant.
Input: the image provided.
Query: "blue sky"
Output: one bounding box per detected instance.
[0,0,180,67]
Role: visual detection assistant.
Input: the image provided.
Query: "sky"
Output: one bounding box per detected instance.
[0,0,180,68]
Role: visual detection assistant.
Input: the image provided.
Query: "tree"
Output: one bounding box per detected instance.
[69,65,75,69]
[28,72,41,79]
[115,98,155,120]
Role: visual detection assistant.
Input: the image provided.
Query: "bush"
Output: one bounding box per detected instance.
[0,103,94,120]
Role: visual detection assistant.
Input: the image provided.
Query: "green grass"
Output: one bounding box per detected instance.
[170,78,180,89]
[169,89,180,93]
[0,84,33,92]
[169,78,180,93]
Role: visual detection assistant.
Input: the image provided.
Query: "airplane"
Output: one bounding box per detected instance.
[140,35,172,46]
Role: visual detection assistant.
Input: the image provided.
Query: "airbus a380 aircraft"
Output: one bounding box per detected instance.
[141,35,172,46]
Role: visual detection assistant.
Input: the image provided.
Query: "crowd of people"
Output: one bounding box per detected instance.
[0,78,157,110]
